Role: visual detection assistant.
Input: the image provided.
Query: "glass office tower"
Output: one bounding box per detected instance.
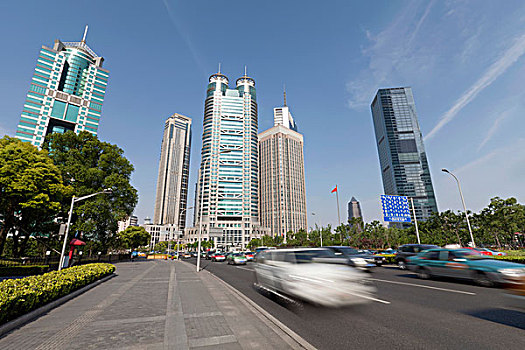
[371,87,438,221]
[191,70,265,249]
[15,28,109,147]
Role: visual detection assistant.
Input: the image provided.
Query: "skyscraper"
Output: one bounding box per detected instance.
[15,26,109,148]
[153,114,192,229]
[259,92,307,239]
[371,87,438,221]
[188,69,266,249]
[347,197,363,222]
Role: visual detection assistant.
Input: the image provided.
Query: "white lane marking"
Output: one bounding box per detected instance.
[344,292,391,304]
[368,278,476,295]
[235,266,254,272]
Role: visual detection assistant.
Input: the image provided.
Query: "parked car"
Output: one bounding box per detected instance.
[254,248,376,307]
[395,244,440,269]
[181,252,192,259]
[479,248,506,256]
[407,248,525,287]
[212,252,226,262]
[325,246,383,270]
[227,252,247,265]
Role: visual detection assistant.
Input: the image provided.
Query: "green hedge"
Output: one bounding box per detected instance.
[0,263,115,325]
[0,265,49,277]
[494,256,525,264]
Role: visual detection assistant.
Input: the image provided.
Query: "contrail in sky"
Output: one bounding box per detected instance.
[425,33,525,141]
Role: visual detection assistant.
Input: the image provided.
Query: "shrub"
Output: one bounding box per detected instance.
[0,265,49,277]
[0,263,115,324]
[493,256,525,264]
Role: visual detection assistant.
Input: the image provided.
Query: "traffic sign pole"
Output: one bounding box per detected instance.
[410,197,421,244]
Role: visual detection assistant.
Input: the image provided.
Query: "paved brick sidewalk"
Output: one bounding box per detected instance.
[0,260,310,349]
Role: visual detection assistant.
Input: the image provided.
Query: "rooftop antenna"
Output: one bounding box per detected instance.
[244,65,247,77]
[81,25,88,43]
[283,84,287,106]
[218,62,221,74]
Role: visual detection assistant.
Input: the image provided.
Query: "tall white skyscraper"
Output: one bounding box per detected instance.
[153,114,192,229]
[187,69,267,249]
[259,92,307,239]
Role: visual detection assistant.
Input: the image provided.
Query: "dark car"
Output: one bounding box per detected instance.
[325,246,384,271]
[395,244,440,270]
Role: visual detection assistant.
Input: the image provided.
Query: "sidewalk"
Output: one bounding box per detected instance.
[0,260,312,349]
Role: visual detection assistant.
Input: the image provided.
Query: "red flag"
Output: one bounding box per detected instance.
[331,185,337,193]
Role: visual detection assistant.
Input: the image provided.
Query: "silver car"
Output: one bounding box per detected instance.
[254,248,376,307]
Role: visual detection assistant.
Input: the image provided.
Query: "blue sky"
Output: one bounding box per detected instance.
[1,0,524,228]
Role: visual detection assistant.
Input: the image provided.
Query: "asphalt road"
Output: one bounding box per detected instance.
[187,258,525,350]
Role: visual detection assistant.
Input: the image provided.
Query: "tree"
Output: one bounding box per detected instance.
[43,132,138,253]
[0,136,71,256]
[118,226,150,250]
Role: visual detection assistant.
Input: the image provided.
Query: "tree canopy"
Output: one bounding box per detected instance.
[118,226,150,250]
[0,136,71,256]
[42,131,138,252]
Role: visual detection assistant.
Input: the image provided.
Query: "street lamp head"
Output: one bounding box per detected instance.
[103,188,113,194]
[441,168,449,173]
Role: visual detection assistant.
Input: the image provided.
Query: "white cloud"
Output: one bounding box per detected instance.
[425,32,525,141]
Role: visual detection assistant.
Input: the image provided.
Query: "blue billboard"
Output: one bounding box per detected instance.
[381,195,412,223]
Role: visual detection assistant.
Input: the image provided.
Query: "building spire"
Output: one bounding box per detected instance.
[218,62,221,74]
[283,84,287,106]
[244,65,247,77]
[82,25,88,43]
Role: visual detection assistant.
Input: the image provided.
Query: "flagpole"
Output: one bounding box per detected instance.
[335,185,341,226]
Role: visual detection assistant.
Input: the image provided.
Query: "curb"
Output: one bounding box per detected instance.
[180,261,316,350]
[0,273,116,337]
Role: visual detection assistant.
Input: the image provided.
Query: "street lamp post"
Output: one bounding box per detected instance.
[197,149,233,272]
[59,188,112,271]
[442,168,475,247]
[312,212,322,247]
[177,206,194,261]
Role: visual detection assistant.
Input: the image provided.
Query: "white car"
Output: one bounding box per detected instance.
[254,248,376,307]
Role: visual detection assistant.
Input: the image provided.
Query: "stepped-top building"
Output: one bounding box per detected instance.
[259,91,307,240]
[15,26,109,147]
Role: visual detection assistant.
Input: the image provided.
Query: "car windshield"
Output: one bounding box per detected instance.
[233,253,245,257]
[337,247,359,255]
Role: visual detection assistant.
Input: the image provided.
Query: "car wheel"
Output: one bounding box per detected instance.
[398,260,407,270]
[417,267,431,279]
[473,271,494,287]
[375,262,383,267]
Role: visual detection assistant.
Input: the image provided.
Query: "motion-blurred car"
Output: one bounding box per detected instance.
[212,252,226,262]
[244,251,255,261]
[395,244,440,269]
[227,252,247,265]
[325,246,384,270]
[254,248,376,307]
[407,248,525,287]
